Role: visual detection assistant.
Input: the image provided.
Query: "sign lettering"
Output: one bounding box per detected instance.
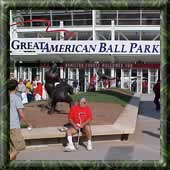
[10,38,160,55]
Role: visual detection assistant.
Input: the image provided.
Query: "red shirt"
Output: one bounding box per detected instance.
[68,105,93,124]
[90,75,96,85]
[34,83,43,96]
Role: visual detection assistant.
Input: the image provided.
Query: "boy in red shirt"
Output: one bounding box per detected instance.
[65,97,93,151]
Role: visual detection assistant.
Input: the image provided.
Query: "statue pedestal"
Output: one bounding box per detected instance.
[56,102,69,114]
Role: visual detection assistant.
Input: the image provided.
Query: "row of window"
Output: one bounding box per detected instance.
[18,31,160,41]
[12,10,160,27]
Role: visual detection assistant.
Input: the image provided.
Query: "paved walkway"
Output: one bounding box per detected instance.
[16,93,160,161]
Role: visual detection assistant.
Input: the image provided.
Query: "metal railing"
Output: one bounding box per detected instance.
[96,10,160,25]
[11,10,160,28]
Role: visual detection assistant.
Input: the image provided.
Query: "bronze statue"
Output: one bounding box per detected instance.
[45,62,60,99]
[45,62,74,114]
[48,80,74,114]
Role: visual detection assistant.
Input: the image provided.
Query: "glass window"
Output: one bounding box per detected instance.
[115,32,119,40]
[142,69,148,78]
[96,10,116,25]
[142,31,160,40]
[96,31,111,40]
[105,69,111,76]
[151,76,156,82]
[64,32,77,40]
[131,69,137,77]
[30,10,51,27]
[22,16,31,26]
[149,69,157,92]
[18,32,37,38]
[142,10,160,25]
[12,11,30,27]
[118,10,140,25]
[124,69,130,77]
[52,11,72,26]
[123,69,130,89]
[72,69,77,80]
[150,69,156,76]
[137,69,142,76]
[74,31,93,40]
[119,31,140,40]
[73,11,92,26]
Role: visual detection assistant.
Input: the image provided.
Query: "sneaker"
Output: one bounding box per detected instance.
[64,144,76,152]
[87,144,93,151]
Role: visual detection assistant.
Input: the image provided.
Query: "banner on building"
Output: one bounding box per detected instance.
[63,63,160,69]
[39,63,160,69]
[10,38,160,55]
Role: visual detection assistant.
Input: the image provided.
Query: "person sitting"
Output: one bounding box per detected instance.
[65,97,93,151]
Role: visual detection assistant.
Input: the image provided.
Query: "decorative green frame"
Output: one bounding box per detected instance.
[0,0,168,169]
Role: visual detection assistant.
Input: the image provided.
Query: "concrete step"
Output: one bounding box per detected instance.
[22,125,124,140]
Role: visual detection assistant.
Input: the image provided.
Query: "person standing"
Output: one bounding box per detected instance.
[142,80,148,93]
[65,97,93,151]
[17,79,28,104]
[42,83,48,100]
[32,75,41,92]
[72,80,78,94]
[26,80,32,91]
[89,74,96,91]
[131,79,137,92]
[153,79,160,111]
[8,79,32,160]
[26,80,34,102]
[34,82,43,101]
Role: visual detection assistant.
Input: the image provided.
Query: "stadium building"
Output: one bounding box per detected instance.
[10,10,160,93]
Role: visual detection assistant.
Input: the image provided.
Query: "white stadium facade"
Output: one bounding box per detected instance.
[10,10,160,93]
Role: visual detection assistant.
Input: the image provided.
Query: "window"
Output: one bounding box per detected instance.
[131,69,137,77]
[96,31,111,40]
[142,31,160,40]
[52,11,72,26]
[12,10,31,26]
[118,10,140,25]
[96,10,116,25]
[142,10,160,25]
[72,69,77,80]
[73,11,92,26]
[31,11,50,27]
[64,31,92,41]
[119,31,140,40]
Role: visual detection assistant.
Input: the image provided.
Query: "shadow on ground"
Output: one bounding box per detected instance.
[96,89,139,107]
[142,130,160,139]
[138,101,160,120]
[104,146,134,160]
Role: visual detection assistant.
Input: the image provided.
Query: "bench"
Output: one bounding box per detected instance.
[21,93,140,143]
